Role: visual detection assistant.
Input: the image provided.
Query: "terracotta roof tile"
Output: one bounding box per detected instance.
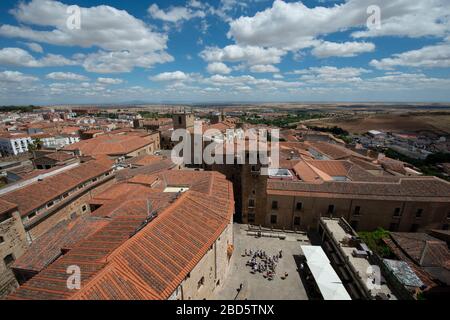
[8,170,234,300]
[64,134,153,157]
[1,161,113,216]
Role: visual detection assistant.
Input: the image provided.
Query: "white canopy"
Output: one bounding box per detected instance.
[301,245,352,300]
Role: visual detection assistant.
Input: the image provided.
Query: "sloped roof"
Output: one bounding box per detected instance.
[0,198,17,216]
[267,176,450,201]
[64,134,153,156]
[0,161,112,216]
[12,216,110,273]
[8,170,234,300]
[390,233,450,269]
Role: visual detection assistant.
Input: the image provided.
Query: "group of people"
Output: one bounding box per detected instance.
[244,249,285,280]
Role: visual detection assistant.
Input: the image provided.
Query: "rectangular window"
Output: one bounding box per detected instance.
[248,213,255,223]
[270,215,277,224]
[296,202,303,211]
[416,209,423,218]
[393,208,401,217]
[354,206,361,216]
[272,201,278,210]
[82,205,87,212]
[294,216,301,226]
[248,199,255,208]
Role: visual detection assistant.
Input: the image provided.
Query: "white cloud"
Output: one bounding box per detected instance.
[0,70,38,83]
[296,66,370,85]
[0,0,171,73]
[46,72,88,81]
[0,47,76,67]
[206,62,231,74]
[370,43,450,70]
[81,50,174,73]
[227,0,450,50]
[249,64,280,73]
[24,42,43,53]
[97,77,123,85]
[312,41,375,58]
[148,4,205,23]
[151,71,189,82]
[200,45,286,66]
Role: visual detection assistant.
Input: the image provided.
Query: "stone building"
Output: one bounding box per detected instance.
[209,139,450,232]
[8,170,235,300]
[0,200,28,297]
[0,160,115,241]
[63,130,160,161]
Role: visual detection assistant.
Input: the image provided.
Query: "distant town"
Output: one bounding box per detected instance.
[0,103,449,301]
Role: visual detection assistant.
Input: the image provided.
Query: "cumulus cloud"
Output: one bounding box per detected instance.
[97,77,123,85]
[24,42,43,53]
[370,43,450,70]
[249,64,280,73]
[0,47,76,67]
[46,72,88,81]
[150,71,189,82]
[227,0,450,50]
[295,66,370,85]
[0,70,39,83]
[148,4,205,23]
[200,45,286,66]
[206,62,231,74]
[81,50,174,73]
[312,41,375,58]
[0,0,171,73]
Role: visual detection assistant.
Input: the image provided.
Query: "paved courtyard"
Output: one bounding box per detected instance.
[213,224,310,300]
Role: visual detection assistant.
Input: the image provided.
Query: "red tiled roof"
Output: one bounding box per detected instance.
[40,151,75,162]
[0,198,17,216]
[64,134,153,156]
[12,216,110,273]
[8,170,234,300]
[267,176,450,201]
[0,161,113,216]
[390,233,450,269]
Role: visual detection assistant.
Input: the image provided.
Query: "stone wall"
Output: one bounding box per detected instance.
[262,193,450,232]
[26,176,115,241]
[170,223,233,300]
[0,210,28,297]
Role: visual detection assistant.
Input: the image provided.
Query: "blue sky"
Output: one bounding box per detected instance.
[0,0,449,105]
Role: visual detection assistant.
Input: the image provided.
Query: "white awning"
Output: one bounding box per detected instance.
[301,245,351,300]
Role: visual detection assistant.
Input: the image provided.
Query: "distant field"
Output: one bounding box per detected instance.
[305,113,450,135]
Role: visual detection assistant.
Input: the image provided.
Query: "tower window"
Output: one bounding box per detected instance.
[272,201,278,210]
[416,209,423,218]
